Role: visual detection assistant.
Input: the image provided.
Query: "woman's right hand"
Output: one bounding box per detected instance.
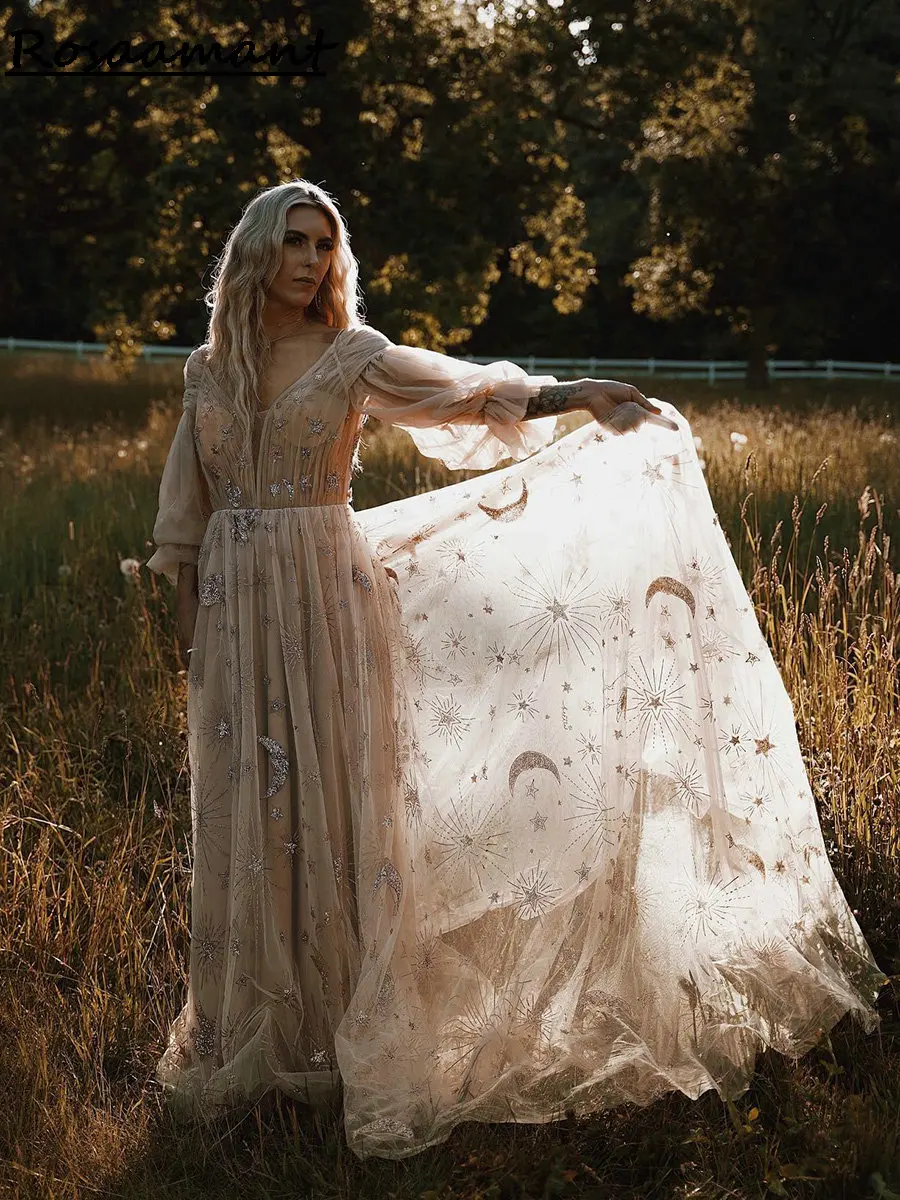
[176,563,200,671]
[581,379,679,435]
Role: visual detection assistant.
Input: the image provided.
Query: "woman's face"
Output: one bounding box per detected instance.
[268,203,335,315]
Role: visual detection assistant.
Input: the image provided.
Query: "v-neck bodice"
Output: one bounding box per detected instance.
[190,327,362,512]
[253,329,347,416]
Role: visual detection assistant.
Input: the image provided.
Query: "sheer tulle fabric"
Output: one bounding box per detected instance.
[345,332,560,471]
[145,325,887,1160]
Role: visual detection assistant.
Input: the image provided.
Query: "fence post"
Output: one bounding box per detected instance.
[826,359,834,380]
[75,341,83,359]
[648,357,655,377]
[708,360,715,385]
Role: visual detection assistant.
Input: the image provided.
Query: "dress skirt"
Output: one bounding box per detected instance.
[155,402,888,1160]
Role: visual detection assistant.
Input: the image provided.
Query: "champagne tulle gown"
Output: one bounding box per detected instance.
[146,323,887,1160]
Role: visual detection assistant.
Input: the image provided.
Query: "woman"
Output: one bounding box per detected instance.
[147,180,886,1160]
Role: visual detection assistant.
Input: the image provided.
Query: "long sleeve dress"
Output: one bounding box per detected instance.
[146,323,887,1160]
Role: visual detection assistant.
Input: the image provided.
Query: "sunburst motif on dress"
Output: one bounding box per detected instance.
[190,768,231,874]
[700,627,739,665]
[402,776,424,827]
[683,551,725,607]
[437,536,488,584]
[298,584,336,650]
[230,820,285,931]
[576,728,603,765]
[428,692,473,749]
[598,583,632,633]
[666,755,711,817]
[562,770,617,861]
[441,982,504,1079]
[197,698,235,751]
[279,620,305,672]
[428,790,510,890]
[191,911,226,988]
[410,928,442,983]
[625,656,693,753]
[510,864,561,920]
[441,626,471,660]
[670,869,752,944]
[505,558,605,681]
[506,688,540,722]
[741,789,770,821]
[235,559,274,594]
[731,682,793,795]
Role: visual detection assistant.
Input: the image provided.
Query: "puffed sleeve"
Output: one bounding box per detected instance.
[145,348,212,587]
[342,327,561,471]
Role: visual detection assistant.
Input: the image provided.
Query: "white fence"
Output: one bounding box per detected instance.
[3,336,897,383]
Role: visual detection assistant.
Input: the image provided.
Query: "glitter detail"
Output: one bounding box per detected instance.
[231,508,262,542]
[326,473,339,492]
[352,565,373,593]
[224,480,242,508]
[373,857,403,912]
[645,576,696,618]
[199,572,226,606]
[191,1007,217,1058]
[258,734,289,798]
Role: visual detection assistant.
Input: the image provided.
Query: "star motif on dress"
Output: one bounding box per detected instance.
[642,459,664,484]
[530,811,547,832]
[746,651,760,663]
[755,735,774,755]
[689,662,699,672]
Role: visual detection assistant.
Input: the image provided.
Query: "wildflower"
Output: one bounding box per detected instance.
[117,448,128,458]
[58,563,72,579]
[879,432,895,444]
[730,431,749,450]
[698,458,707,472]
[119,557,142,578]
[693,435,703,451]
[135,438,149,451]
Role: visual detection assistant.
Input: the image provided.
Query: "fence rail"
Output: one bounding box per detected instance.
[3,336,897,383]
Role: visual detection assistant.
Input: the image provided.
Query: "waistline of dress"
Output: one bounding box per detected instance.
[210,502,353,514]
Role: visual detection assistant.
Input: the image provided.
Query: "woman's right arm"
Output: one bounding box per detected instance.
[175,562,199,671]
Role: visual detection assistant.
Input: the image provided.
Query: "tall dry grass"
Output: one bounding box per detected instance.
[0,355,897,1199]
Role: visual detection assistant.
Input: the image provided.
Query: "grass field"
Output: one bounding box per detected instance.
[1,353,898,1199]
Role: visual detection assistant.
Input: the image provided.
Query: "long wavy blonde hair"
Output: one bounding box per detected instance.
[201,180,369,451]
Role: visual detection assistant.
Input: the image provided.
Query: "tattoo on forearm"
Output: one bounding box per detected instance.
[524,380,588,418]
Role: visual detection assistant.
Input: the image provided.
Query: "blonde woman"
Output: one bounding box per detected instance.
[147,179,886,1160]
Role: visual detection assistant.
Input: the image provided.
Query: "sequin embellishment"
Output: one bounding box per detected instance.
[231,509,262,542]
[373,857,403,912]
[199,572,226,606]
[258,734,289,798]
[352,565,373,593]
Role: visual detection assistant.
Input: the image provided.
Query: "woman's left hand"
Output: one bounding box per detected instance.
[581,379,679,434]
